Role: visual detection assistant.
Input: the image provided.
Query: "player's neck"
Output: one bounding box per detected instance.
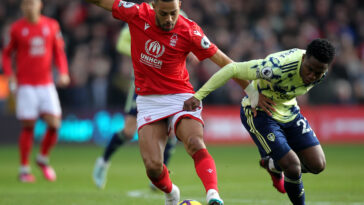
[25,15,41,24]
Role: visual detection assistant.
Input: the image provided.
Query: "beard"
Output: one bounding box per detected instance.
[156,17,174,31]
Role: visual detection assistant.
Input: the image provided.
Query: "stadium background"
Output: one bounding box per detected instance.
[0,0,364,204]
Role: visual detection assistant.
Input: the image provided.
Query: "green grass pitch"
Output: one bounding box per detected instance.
[1,144,364,205]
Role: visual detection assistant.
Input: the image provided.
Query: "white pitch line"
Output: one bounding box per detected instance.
[126,189,364,205]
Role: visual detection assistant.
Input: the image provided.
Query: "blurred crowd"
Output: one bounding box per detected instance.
[1,0,364,111]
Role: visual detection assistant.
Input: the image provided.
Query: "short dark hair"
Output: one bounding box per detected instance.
[306,39,336,64]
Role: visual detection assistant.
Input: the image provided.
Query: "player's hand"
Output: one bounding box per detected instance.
[8,75,17,94]
[183,96,201,111]
[252,93,276,117]
[57,74,70,87]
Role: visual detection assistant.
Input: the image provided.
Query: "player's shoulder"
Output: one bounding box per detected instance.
[137,2,153,20]
[10,18,27,30]
[40,16,62,33]
[264,49,304,67]
[270,48,305,61]
[176,16,202,39]
[41,16,59,26]
[178,16,199,30]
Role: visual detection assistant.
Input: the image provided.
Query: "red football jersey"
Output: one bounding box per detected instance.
[112,1,218,95]
[2,16,68,85]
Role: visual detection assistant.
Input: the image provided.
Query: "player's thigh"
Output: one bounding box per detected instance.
[21,119,37,128]
[175,118,205,156]
[123,92,138,138]
[123,115,137,139]
[39,84,62,117]
[16,85,39,120]
[285,113,324,172]
[138,120,169,165]
[42,114,61,128]
[284,113,321,155]
[240,106,291,161]
[124,86,137,115]
[297,145,326,174]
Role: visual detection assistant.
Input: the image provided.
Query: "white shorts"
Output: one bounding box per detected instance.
[16,84,61,120]
[136,93,204,136]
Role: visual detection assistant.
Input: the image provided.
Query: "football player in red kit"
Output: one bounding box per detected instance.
[2,0,70,183]
[83,0,258,204]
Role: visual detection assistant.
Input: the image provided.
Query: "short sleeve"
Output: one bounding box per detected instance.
[189,23,218,61]
[112,0,140,22]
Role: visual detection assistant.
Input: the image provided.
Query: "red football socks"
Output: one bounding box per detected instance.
[40,128,58,156]
[192,148,219,192]
[19,127,34,166]
[149,164,173,193]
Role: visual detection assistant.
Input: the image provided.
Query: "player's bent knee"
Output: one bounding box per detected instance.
[184,136,205,155]
[45,117,61,129]
[310,159,326,174]
[123,132,135,140]
[145,159,163,179]
[284,164,301,178]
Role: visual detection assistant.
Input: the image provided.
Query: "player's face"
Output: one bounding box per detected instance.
[21,0,42,20]
[300,55,329,85]
[153,0,181,31]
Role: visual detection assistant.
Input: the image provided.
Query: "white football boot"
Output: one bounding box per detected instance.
[206,189,224,205]
[165,184,180,205]
[92,157,110,189]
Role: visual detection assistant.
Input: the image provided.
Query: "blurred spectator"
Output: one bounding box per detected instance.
[1,0,364,108]
[333,79,355,104]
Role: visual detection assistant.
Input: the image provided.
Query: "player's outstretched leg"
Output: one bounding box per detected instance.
[260,156,286,193]
[148,164,180,205]
[19,126,35,183]
[150,137,178,191]
[192,149,224,205]
[37,127,58,182]
[93,131,127,188]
